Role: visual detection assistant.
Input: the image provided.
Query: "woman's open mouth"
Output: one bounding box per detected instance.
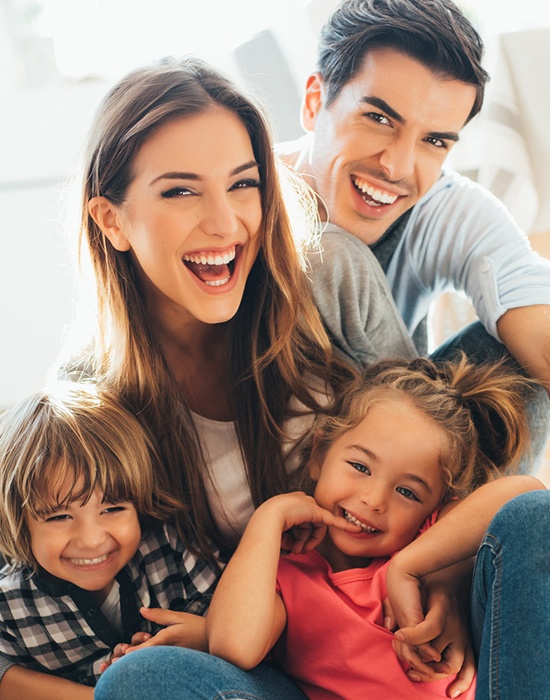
[182,245,239,287]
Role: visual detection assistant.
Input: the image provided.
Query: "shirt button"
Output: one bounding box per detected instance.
[480,260,491,273]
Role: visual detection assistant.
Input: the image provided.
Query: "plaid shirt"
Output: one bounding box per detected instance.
[0,523,222,686]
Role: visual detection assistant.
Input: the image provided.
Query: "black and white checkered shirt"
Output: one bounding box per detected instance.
[0,523,222,686]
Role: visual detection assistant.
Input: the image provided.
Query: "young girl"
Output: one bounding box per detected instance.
[0,382,221,687]
[206,356,544,700]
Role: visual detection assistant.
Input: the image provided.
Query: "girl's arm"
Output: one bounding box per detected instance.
[0,665,93,699]
[207,492,358,670]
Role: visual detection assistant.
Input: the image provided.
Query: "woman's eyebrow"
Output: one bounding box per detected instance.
[150,160,259,186]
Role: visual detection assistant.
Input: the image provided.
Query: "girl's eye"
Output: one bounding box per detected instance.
[348,461,370,475]
[396,486,421,502]
[161,186,194,199]
[230,178,261,191]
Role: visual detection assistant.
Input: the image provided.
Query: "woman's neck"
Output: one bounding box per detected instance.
[156,317,234,421]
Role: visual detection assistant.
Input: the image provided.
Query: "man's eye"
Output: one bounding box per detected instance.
[424,137,447,149]
[366,112,391,126]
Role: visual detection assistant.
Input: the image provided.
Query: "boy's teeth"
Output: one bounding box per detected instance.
[69,553,110,566]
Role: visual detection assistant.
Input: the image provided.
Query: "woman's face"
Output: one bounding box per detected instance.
[95,106,263,328]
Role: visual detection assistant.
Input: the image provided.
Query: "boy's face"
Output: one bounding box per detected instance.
[26,482,141,603]
[301,47,477,244]
[311,398,445,572]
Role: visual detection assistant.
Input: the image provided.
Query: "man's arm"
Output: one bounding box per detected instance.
[497,305,550,392]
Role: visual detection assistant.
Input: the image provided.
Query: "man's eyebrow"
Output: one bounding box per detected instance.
[150,160,259,186]
[361,96,405,123]
[361,96,460,142]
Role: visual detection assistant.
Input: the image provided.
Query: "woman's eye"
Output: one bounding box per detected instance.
[396,486,420,502]
[161,186,194,198]
[230,178,261,191]
[348,461,370,474]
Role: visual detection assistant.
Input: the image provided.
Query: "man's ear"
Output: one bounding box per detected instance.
[301,72,325,132]
[88,196,131,252]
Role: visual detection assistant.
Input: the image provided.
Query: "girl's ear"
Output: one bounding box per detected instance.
[88,196,131,252]
[308,455,322,482]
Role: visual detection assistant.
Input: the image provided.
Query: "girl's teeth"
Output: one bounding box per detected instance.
[343,510,378,533]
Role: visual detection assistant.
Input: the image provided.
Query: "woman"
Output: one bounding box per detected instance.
[0,55,413,698]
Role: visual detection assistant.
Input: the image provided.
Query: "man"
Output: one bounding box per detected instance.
[279,0,550,465]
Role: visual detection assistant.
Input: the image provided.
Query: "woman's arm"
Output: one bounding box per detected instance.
[0,665,93,700]
[207,492,357,670]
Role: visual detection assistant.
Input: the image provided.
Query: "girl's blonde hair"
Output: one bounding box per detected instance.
[61,56,351,558]
[307,355,533,500]
[0,382,183,569]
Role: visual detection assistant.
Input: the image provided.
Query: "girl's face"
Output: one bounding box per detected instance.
[311,398,446,572]
[26,481,141,604]
[90,106,263,329]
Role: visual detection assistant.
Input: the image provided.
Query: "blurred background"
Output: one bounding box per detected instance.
[1,0,549,407]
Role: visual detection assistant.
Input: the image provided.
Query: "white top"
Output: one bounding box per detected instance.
[192,390,325,543]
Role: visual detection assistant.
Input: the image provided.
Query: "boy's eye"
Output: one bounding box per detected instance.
[348,461,370,475]
[396,486,420,502]
[44,514,71,523]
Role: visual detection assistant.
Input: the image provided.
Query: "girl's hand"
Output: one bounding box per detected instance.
[124,609,208,653]
[258,492,361,555]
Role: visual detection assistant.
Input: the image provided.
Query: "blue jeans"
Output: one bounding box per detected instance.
[471,490,550,699]
[431,321,550,473]
[94,647,307,700]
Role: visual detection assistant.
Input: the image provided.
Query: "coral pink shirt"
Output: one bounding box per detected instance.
[274,520,475,699]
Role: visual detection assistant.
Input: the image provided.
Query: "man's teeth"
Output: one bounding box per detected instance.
[69,553,110,566]
[343,510,379,533]
[183,248,236,266]
[353,176,398,205]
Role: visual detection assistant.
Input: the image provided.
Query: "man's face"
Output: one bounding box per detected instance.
[302,47,477,244]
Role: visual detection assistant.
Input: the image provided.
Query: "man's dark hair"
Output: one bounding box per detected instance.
[317,0,490,122]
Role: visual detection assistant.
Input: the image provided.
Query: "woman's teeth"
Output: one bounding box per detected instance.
[183,247,236,266]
